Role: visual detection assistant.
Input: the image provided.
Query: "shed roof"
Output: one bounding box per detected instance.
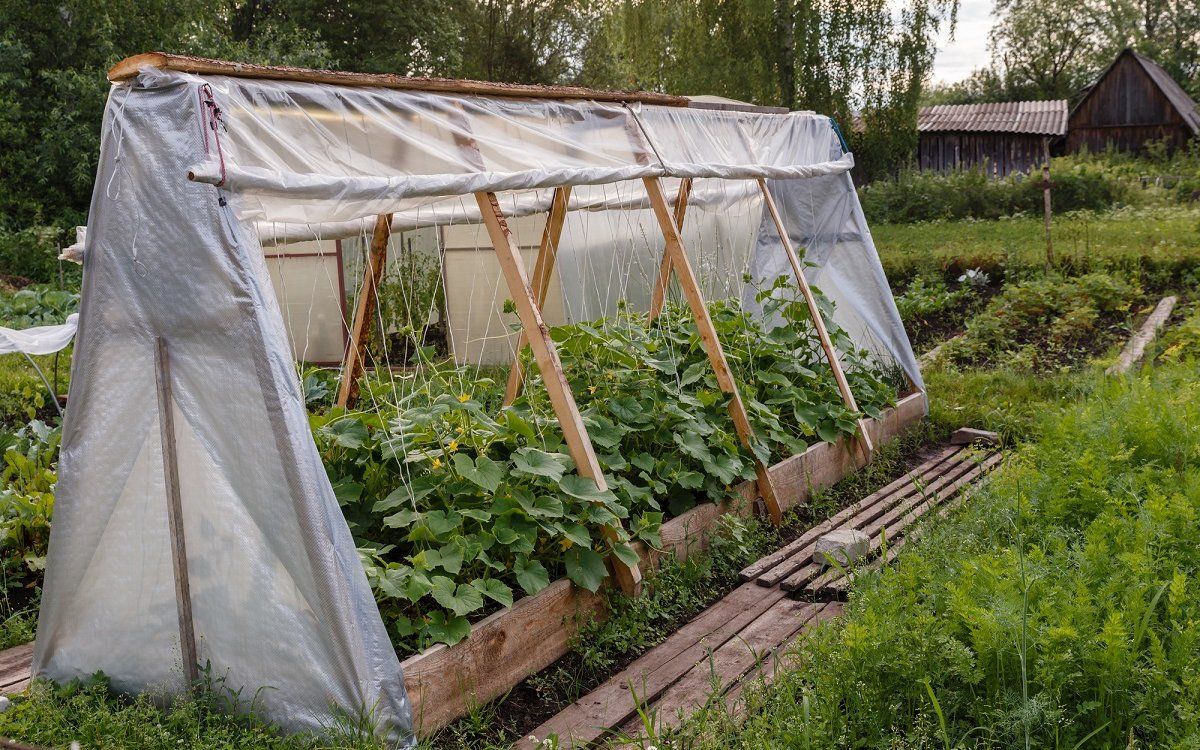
[1074,49,1200,135]
[917,100,1068,136]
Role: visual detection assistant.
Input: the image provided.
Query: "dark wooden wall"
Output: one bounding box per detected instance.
[1067,54,1192,153]
[917,132,1047,176]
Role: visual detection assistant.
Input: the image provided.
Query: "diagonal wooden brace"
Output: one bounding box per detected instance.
[476,191,642,597]
[337,214,393,408]
[642,177,784,524]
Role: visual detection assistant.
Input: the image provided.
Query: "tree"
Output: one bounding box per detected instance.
[988,0,1102,100]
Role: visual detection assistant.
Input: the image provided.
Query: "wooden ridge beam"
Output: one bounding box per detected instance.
[476,191,641,597]
[108,52,690,106]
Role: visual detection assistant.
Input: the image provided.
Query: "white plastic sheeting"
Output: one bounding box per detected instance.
[0,313,78,355]
[36,62,920,745]
[34,73,414,744]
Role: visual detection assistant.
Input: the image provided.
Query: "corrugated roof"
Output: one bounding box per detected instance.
[917,100,1068,136]
[1129,50,1200,134]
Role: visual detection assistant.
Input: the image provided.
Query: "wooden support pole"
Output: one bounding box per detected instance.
[648,178,692,322]
[756,178,874,460]
[336,214,392,408]
[643,177,784,523]
[154,338,199,687]
[504,186,572,405]
[475,191,642,596]
[1042,137,1054,267]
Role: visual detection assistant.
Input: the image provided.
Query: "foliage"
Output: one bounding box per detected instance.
[0,421,59,591]
[0,672,389,750]
[0,284,79,327]
[1157,303,1200,363]
[894,273,988,350]
[939,271,1142,371]
[677,366,1200,749]
[859,158,1136,225]
[0,227,72,286]
[315,284,895,654]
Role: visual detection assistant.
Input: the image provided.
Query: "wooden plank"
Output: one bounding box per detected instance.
[756,178,873,459]
[787,452,1003,592]
[0,644,33,676]
[780,454,989,592]
[720,602,842,721]
[402,578,602,734]
[647,178,692,322]
[504,186,572,405]
[475,191,641,597]
[739,445,961,582]
[107,53,691,106]
[336,214,392,408]
[1106,295,1178,375]
[636,598,823,735]
[517,583,786,749]
[951,427,1002,446]
[154,338,199,687]
[643,177,783,523]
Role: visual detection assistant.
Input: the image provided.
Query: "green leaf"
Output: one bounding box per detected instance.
[471,578,514,608]
[559,522,592,548]
[565,547,608,592]
[382,508,419,529]
[514,557,550,595]
[511,447,568,480]
[559,474,613,502]
[453,453,505,493]
[425,611,471,646]
[430,575,485,616]
[610,542,640,567]
[424,510,462,536]
[324,418,368,449]
[331,479,363,507]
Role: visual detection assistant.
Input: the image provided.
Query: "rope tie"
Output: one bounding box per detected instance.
[198,84,228,188]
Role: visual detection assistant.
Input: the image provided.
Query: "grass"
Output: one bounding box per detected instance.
[657,364,1200,749]
[873,205,1200,289]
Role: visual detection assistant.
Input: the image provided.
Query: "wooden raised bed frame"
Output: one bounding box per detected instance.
[400,389,927,734]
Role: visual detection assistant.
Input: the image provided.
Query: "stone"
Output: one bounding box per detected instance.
[813,528,870,568]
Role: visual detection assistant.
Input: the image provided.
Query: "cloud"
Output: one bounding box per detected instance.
[932,0,995,84]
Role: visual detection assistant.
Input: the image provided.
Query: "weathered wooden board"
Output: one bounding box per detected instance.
[1107,295,1177,375]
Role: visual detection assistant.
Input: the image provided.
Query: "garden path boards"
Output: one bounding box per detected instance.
[519,434,1001,748]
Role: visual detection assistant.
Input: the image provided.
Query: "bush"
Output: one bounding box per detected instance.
[859,158,1136,225]
[0,227,71,286]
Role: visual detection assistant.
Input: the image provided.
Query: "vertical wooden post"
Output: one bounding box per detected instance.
[643,177,784,523]
[756,178,874,460]
[336,214,392,408]
[475,191,642,596]
[648,178,693,322]
[1042,137,1054,267]
[504,186,572,405]
[154,337,199,687]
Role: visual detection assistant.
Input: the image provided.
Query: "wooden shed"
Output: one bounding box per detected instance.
[917,100,1068,176]
[1067,49,1200,154]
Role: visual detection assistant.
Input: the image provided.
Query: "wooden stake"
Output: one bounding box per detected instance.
[648,178,692,322]
[154,338,199,687]
[504,186,572,405]
[643,177,784,524]
[1042,137,1053,267]
[476,191,642,596]
[336,214,392,408]
[756,178,874,460]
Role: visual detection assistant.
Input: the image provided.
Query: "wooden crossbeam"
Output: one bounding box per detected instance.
[154,338,199,687]
[475,191,641,596]
[648,178,692,322]
[504,186,572,405]
[643,177,783,523]
[336,214,392,408]
[755,178,873,459]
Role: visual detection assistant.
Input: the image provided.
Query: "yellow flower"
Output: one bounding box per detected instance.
[458,393,471,403]
[448,440,459,452]
[588,385,597,394]
[559,538,574,550]
[456,426,465,434]
[431,457,443,469]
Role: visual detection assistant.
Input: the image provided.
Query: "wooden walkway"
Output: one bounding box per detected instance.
[521,441,1000,748]
[0,441,1000,749]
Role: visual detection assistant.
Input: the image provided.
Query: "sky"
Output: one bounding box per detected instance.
[931,0,995,84]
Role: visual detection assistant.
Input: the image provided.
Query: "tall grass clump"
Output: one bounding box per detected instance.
[679,365,1200,749]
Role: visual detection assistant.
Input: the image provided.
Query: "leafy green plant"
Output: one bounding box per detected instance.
[939,272,1141,371]
[0,284,78,327]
